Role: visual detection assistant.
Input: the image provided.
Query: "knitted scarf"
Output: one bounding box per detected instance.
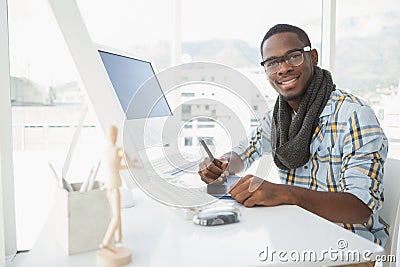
[271,66,335,170]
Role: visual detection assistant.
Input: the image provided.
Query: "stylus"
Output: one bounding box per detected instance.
[200,139,222,169]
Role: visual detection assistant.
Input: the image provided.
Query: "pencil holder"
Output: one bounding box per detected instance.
[55,182,111,255]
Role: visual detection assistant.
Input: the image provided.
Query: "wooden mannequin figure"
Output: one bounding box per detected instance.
[97,125,132,267]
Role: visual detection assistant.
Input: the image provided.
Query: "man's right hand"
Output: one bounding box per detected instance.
[198,157,229,184]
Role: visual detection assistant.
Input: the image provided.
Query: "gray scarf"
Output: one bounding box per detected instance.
[271,67,335,170]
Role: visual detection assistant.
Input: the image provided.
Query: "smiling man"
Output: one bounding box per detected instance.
[198,24,389,261]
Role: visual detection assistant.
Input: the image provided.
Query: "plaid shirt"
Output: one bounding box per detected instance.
[233,89,389,246]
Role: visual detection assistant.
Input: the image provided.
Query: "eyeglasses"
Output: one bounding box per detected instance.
[260,46,312,75]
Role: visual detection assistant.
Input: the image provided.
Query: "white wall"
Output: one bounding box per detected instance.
[0,0,17,264]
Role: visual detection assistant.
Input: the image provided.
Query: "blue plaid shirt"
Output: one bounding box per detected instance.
[233,89,389,246]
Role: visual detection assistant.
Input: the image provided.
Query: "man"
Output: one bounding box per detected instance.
[198,24,389,253]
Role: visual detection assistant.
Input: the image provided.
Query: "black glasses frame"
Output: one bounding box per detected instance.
[260,46,312,74]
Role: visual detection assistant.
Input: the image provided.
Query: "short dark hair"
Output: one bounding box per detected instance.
[260,24,311,55]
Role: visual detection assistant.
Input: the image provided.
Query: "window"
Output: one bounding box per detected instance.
[8,0,174,250]
[181,104,192,114]
[335,0,400,159]
[181,0,322,69]
[179,0,322,160]
[198,125,215,128]
[197,118,213,122]
[8,0,103,250]
[181,92,195,97]
[198,137,214,146]
[184,137,193,146]
[76,0,174,69]
[251,118,259,127]
[13,0,387,254]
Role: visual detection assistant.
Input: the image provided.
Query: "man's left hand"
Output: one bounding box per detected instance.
[229,174,289,207]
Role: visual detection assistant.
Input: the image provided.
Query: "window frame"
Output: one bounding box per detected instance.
[1,0,17,263]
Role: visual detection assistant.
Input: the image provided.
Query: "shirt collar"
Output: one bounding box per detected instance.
[319,91,336,118]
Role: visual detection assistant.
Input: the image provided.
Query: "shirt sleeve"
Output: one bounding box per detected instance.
[231,111,273,170]
[340,105,388,213]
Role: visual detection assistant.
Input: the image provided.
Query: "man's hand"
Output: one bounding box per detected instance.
[198,157,229,184]
[228,174,372,224]
[229,174,288,207]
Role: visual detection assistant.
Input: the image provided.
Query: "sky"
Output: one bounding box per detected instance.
[76,0,400,46]
[7,0,400,85]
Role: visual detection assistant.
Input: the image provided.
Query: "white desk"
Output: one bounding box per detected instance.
[11,189,383,267]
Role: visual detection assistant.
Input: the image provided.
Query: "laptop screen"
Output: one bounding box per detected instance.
[98,50,172,120]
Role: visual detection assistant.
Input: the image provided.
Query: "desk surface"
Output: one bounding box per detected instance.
[11,189,383,267]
